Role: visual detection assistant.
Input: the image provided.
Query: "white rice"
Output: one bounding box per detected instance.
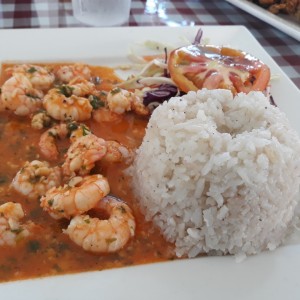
[130,89,300,260]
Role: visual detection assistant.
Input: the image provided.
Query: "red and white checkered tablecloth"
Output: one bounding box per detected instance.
[0,0,299,88]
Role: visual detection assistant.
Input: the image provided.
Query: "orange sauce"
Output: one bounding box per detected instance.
[0,63,176,283]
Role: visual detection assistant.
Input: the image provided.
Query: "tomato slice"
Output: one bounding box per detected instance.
[168,45,270,94]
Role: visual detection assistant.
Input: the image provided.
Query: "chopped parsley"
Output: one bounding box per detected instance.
[67,122,79,132]
[58,85,74,97]
[27,240,41,253]
[81,124,91,136]
[25,93,40,99]
[27,67,37,73]
[48,130,57,138]
[67,122,91,139]
[48,199,54,207]
[110,87,121,95]
[88,95,105,110]
[11,228,24,234]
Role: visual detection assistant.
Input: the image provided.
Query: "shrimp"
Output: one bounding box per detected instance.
[0,74,43,116]
[0,202,31,246]
[68,77,97,97]
[31,110,53,130]
[43,85,93,121]
[11,160,62,200]
[103,141,133,164]
[107,88,132,114]
[39,123,69,161]
[64,195,135,253]
[107,87,150,116]
[56,64,91,83]
[62,134,107,178]
[39,122,92,161]
[69,122,92,143]
[8,64,55,91]
[40,174,110,220]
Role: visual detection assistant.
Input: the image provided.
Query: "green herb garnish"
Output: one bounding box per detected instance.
[27,240,41,253]
[58,85,74,97]
[89,95,105,110]
[110,87,121,95]
[81,124,91,136]
[48,131,57,138]
[27,67,37,73]
[48,199,54,207]
[26,93,40,99]
[11,228,24,234]
[67,121,79,132]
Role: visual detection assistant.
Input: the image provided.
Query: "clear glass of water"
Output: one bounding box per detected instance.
[72,0,132,27]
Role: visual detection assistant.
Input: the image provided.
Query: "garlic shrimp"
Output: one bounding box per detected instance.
[68,77,97,97]
[102,140,133,164]
[68,122,92,143]
[107,87,150,116]
[56,64,91,83]
[40,174,110,220]
[0,74,43,116]
[62,134,107,178]
[31,110,53,130]
[39,123,69,161]
[64,195,135,253]
[0,202,31,246]
[43,85,93,122]
[38,122,92,161]
[8,64,55,91]
[11,160,62,200]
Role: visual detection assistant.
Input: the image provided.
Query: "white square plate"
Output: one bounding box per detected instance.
[226,0,300,41]
[0,26,299,300]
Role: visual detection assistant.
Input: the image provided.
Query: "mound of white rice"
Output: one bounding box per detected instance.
[131,89,300,260]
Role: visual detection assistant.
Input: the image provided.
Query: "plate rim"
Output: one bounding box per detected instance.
[0,25,299,300]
